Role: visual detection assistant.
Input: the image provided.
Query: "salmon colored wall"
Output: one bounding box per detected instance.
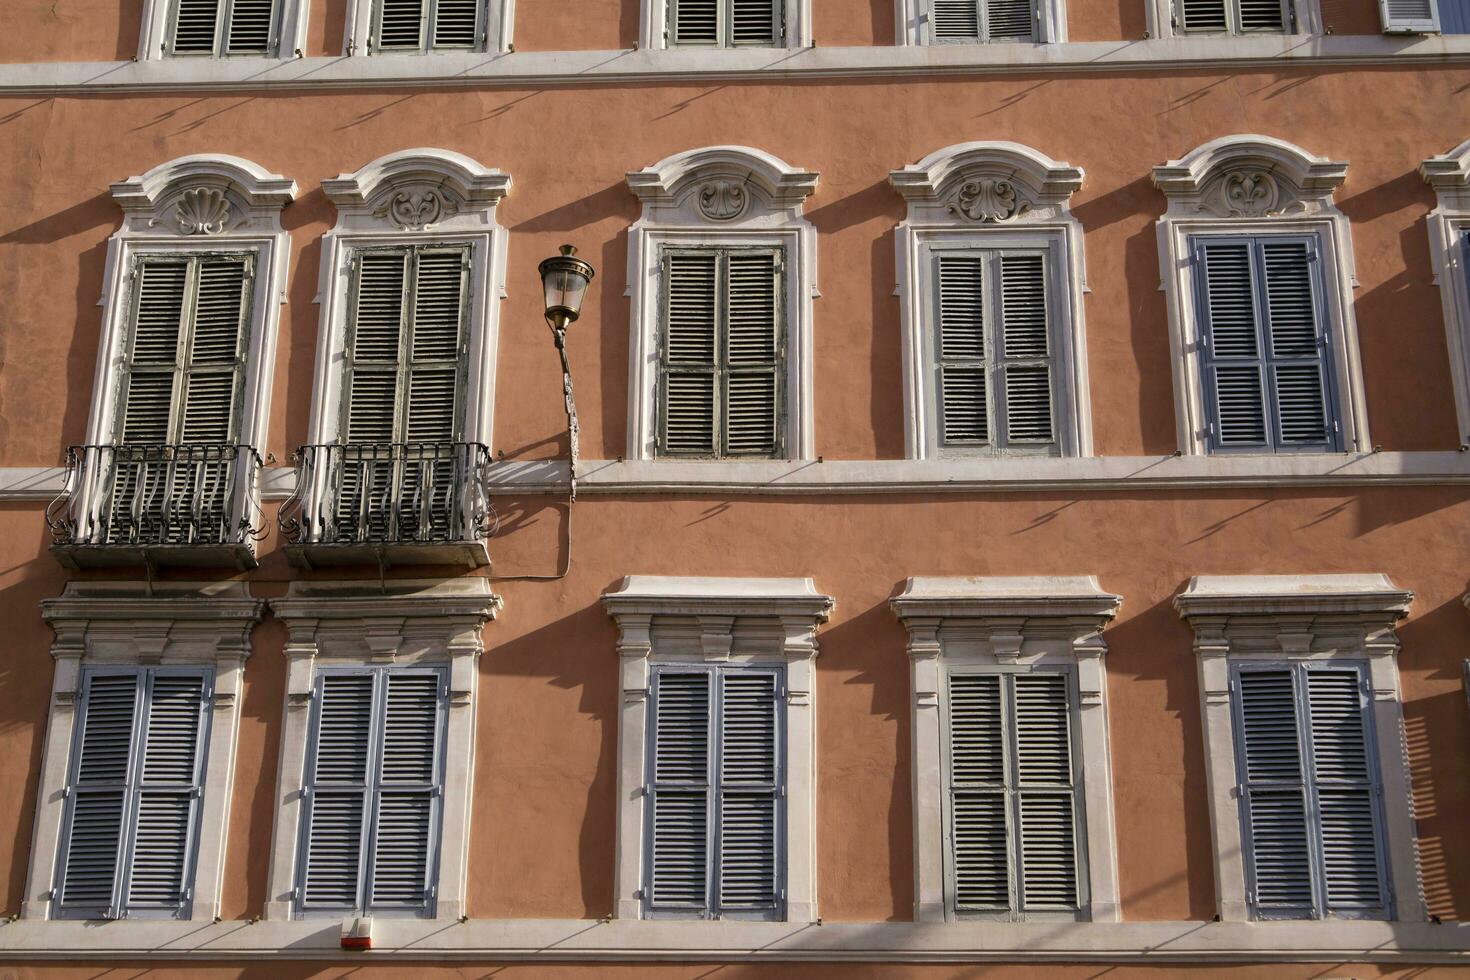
[512,0,639,52]
[1,68,1465,469]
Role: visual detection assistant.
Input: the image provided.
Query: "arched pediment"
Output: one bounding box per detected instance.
[322,148,512,232]
[626,145,818,221]
[109,154,297,236]
[889,141,1083,223]
[1152,135,1348,218]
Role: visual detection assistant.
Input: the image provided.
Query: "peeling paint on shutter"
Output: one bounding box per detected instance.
[998,253,1054,444]
[936,254,989,445]
[985,0,1036,39]
[1381,0,1441,31]
[932,0,982,39]
[1179,0,1286,31]
[671,0,720,43]
[724,251,780,457]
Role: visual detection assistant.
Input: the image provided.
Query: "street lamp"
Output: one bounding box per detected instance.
[538,245,595,501]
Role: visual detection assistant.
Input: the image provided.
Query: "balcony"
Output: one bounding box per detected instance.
[280,442,494,569]
[46,444,263,570]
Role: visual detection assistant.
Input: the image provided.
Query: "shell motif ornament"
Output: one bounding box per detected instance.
[174,187,232,235]
[950,178,1024,222]
[697,180,748,221]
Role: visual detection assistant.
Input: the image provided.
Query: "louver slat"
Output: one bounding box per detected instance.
[1238,0,1286,29]
[173,0,223,53]
[725,252,780,457]
[1261,241,1329,447]
[1380,0,1440,31]
[650,672,711,910]
[936,254,989,445]
[226,0,276,52]
[662,253,719,456]
[731,0,779,43]
[302,674,374,911]
[718,673,779,911]
[672,0,720,43]
[999,253,1053,444]
[1237,669,1313,910]
[369,673,442,910]
[130,674,207,911]
[1305,669,1385,911]
[1179,0,1230,30]
[1013,674,1077,911]
[986,0,1036,39]
[1199,241,1269,448]
[948,674,1008,910]
[378,0,427,48]
[432,0,481,46]
[932,0,982,38]
[58,674,140,916]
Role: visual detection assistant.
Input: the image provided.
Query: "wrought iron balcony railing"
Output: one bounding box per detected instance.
[46,443,263,567]
[279,442,493,566]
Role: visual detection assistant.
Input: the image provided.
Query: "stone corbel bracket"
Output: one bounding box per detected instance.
[1151,134,1348,220]
[323,147,512,233]
[889,141,1084,224]
[110,154,297,237]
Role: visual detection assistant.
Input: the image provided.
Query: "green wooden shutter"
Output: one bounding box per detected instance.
[947,673,1009,911]
[661,252,719,456]
[716,671,780,914]
[647,671,712,913]
[935,254,990,445]
[1011,673,1078,911]
[671,0,721,43]
[367,671,445,912]
[225,0,276,52]
[432,0,482,46]
[377,0,429,48]
[731,0,780,44]
[723,250,781,457]
[997,252,1054,445]
[300,672,375,912]
[931,0,982,39]
[1380,0,1440,31]
[985,0,1036,39]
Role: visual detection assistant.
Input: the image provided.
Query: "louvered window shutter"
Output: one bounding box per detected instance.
[930,0,1035,41]
[367,671,445,912]
[935,254,990,445]
[996,252,1054,444]
[56,669,211,920]
[1237,0,1287,30]
[1178,0,1230,30]
[985,0,1037,39]
[648,671,713,913]
[671,0,720,43]
[931,0,982,39]
[716,671,781,914]
[658,248,783,459]
[1232,663,1389,919]
[172,0,224,53]
[731,0,781,44]
[1195,236,1337,453]
[376,0,429,48]
[947,670,1080,917]
[1381,0,1440,31]
[432,0,483,46]
[171,0,276,54]
[670,0,780,45]
[225,0,276,52]
[1178,0,1287,31]
[300,672,375,913]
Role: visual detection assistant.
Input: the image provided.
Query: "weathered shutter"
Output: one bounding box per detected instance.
[1238,0,1287,30]
[996,252,1054,445]
[1177,0,1229,30]
[716,671,780,914]
[377,0,428,48]
[1260,239,1332,448]
[1235,668,1314,913]
[661,252,719,456]
[931,0,981,38]
[121,259,189,446]
[127,673,210,914]
[1197,240,1269,449]
[1303,666,1387,913]
[985,0,1036,39]
[404,248,466,445]
[367,671,445,912]
[723,251,781,457]
[731,0,780,43]
[947,673,1009,911]
[300,673,375,912]
[671,0,720,43]
[179,257,250,445]
[56,673,141,919]
[172,0,223,52]
[935,254,990,445]
[1375,0,1434,31]
[647,671,712,912]
[432,0,482,46]
[225,0,276,52]
[1011,673,1078,911]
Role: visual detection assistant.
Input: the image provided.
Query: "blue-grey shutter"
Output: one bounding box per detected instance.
[367,671,445,913]
[935,254,990,445]
[1198,240,1269,449]
[1260,239,1332,448]
[1236,667,1314,914]
[997,252,1054,446]
[300,672,374,913]
[1011,673,1079,912]
[716,670,781,915]
[947,673,1008,911]
[647,670,712,913]
[1380,0,1440,31]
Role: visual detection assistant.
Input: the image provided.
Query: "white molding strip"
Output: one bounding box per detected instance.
[0,917,1465,962]
[2,35,1470,95]
[7,451,1470,502]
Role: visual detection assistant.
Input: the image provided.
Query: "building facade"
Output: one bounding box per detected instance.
[2,0,1470,974]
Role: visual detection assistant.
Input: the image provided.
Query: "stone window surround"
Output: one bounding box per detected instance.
[1143,0,1323,38]
[1421,138,1470,448]
[641,0,812,49]
[138,0,311,60]
[624,146,820,463]
[343,0,516,56]
[890,576,1123,924]
[889,140,1093,460]
[894,0,1068,44]
[602,575,834,923]
[263,578,502,921]
[1151,134,1368,456]
[1174,573,1424,923]
[25,581,264,922]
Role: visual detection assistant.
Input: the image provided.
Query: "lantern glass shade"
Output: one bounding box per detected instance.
[539,245,595,327]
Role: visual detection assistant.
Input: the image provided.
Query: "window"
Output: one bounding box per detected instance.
[892,576,1122,923]
[1175,0,1290,33]
[603,576,832,923]
[53,668,212,920]
[668,0,782,44]
[372,0,483,51]
[26,582,261,922]
[296,667,447,918]
[1152,136,1367,456]
[1231,662,1389,920]
[1420,139,1470,445]
[626,147,818,463]
[646,666,784,919]
[891,142,1091,460]
[929,0,1037,41]
[1191,235,1340,453]
[658,247,784,459]
[168,0,278,54]
[264,578,501,922]
[1175,574,1424,922]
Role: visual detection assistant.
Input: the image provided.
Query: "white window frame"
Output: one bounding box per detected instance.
[138,0,310,59]
[263,578,501,921]
[891,141,1091,460]
[626,146,819,463]
[1151,135,1367,456]
[1421,138,1470,447]
[1144,0,1321,37]
[343,0,515,54]
[1174,574,1424,923]
[890,576,1122,923]
[642,0,811,48]
[25,582,262,921]
[602,576,833,923]
[896,0,1067,44]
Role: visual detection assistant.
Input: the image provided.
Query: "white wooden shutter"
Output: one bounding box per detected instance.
[723,251,781,457]
[716,671,780,914]
[367,671,445,912]
[931,0,982,38]
[121,259,189,446]
[300,672,375,912]
[172,0,223,52]
[1177,0,1229,30]
[997,252,1054,445]
[432,0,482,46]
[671,0,721,43]
[1011,673,1078,911]
[985,0,1036,39]
[1238,0,1288,30]
[1380,0,1440,31]
[947,673,1009,910]
[935,254,990,445]
[648,671,712,912]
[377,0,429,48]
[731,0,780,43]
[225,0,276,52]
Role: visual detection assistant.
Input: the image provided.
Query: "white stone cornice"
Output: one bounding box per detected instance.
[109,155,296,237]
[889,141,1083,212]
[1152,135,1348,209]
[321,148,511,233]
[1174,574,1412,623]
[1421,139,1470,193]
[601,575,833,622]
[267,576,504,624]
[626,146,818,212]
[890,575,1120,627]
